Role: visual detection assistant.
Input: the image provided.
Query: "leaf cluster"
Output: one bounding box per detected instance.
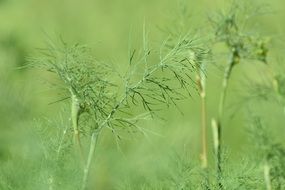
[209,1,269,64]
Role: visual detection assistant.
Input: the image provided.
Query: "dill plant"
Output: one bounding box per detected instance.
[208,2,269,188]
[30,27,207,189]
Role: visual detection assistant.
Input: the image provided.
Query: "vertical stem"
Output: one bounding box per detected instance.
[201,93,208,168]
[215,65,231,189]
[71,91,84,161]
[197,75,208,169]
[197,69,210,189]
[201,96,211,189]
[264,161,272,190]
[81,131,99,190]
[218,58,234,122]
[211,118,222,189]
[214,49,237,189]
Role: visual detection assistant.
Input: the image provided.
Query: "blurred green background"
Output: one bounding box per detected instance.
[0,0,284,189]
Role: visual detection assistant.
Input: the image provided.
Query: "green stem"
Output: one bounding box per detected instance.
[218,58,234,121]
[201,93,208,169]
[201,93,212,190]
[211,118,221,189]
[264,160,272,190]
[197,74,208,169]
[196,63,210,188]
[81,131,100,190]
[71,91,84,161]
[215,49,237,189]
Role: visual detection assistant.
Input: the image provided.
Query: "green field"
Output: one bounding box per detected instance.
[1,0,285,189]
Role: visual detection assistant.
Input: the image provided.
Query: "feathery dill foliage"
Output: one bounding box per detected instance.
[29,42,113,142]
[17,1,282,190]
[29,28,206,189]
[29,42,114,124]
[124,33,204,131]
[30,34,201,132]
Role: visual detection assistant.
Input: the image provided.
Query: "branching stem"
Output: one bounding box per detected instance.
[79,38,197,189]
[80,61,160,189]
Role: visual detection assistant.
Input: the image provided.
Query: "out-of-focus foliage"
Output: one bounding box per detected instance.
[1,0,285,189]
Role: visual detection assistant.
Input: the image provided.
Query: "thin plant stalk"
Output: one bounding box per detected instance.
[198,74,211,189]
[211,118,221,189]
[218,50,237,122]
[71,91,84,161]
[81,132,99,190]
[200,90,207,169]
[214,48,238,189]
[197,74,208,169]
[264,161,272,190]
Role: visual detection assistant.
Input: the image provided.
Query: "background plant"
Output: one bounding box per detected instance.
[208,1,270,188]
